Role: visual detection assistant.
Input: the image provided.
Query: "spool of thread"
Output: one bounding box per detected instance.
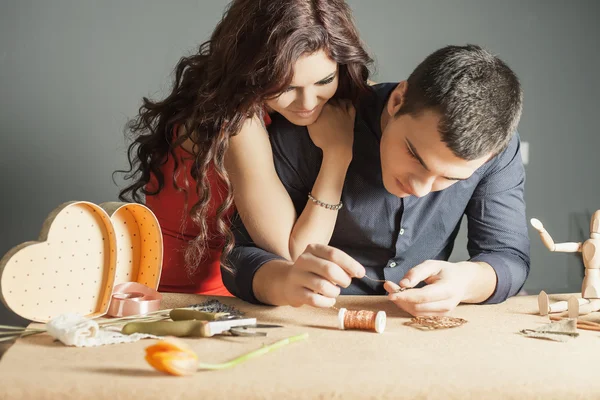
[107,282,162,317]
[337,308,386,334]
[113,292,145,300]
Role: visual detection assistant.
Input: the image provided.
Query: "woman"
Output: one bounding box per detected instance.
[118,0,373,295]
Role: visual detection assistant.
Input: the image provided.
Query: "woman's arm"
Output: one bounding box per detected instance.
[288,104,354,260]
[225,116,297,260]
[225,105,354,261]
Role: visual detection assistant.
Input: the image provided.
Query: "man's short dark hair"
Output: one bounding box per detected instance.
[396,44,523,160]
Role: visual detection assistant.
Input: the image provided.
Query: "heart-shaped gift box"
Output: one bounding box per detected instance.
[0,201,163,322]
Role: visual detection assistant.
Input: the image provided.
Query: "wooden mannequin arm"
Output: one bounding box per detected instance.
[530,218,582,253]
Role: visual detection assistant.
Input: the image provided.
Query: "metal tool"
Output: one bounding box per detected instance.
[229,323,283,337]
[122,316,282,338]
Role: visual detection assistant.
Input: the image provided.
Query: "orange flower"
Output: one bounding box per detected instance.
[144,333,309,376]
[145,337,198,376]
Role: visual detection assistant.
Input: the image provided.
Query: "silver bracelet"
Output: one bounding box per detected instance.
[308,192,343,211]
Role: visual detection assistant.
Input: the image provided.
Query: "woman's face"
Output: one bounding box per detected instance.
[265,49,339,126]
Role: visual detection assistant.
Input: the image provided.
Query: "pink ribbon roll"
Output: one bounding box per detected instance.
[107,282,162,317]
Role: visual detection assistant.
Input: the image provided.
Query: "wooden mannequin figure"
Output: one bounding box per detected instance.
[531,210,600,317]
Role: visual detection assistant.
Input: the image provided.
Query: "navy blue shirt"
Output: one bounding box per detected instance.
[223,83,530,304]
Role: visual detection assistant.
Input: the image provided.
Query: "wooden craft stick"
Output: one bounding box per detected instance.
[549,315,600,332]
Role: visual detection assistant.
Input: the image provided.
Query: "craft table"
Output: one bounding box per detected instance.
[0,293,598,399]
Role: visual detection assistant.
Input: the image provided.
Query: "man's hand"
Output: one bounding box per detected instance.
[384,260,495,316]
[281,244,365,308]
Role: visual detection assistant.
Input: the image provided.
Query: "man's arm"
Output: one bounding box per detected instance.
[385,133,529,315]
[221,223,285,304]
[465,133,531,304]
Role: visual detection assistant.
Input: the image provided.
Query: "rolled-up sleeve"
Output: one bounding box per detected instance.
[222,222,284,304]
[466,133,531,304]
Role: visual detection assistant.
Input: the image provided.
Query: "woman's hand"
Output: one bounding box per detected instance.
[308,102,355,163]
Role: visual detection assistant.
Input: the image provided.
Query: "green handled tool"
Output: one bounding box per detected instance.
[169,308,232,321]
[122,318,282,338]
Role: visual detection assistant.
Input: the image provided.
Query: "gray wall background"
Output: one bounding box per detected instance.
[1,0,598,325]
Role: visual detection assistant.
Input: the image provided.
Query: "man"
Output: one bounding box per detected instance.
[222,44,529,316]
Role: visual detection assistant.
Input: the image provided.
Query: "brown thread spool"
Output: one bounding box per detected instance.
[338,308,386,334]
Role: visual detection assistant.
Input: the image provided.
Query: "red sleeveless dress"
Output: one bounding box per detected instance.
[145,113,272,295]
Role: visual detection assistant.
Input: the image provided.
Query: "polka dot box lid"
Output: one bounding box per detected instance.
[0,201,163,322]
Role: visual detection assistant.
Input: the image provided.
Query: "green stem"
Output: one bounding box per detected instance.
[0,331,26,336]
[19,331,44,338]
[0,328,47,341]
[0,325,36,330]
[196,333,308,370]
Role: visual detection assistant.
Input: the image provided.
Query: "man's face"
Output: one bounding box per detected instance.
[380,83,491,198]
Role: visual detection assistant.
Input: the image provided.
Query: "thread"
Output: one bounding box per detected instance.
[337,308,386,333]
[362,275,406,292]
[362,275,387,283]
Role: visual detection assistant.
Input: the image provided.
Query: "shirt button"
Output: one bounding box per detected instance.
[389,262,397,268]
[399,228,405,235]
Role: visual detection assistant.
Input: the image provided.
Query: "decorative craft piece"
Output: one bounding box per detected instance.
[0,201,163,322]
[520,319,579,342]
[405,316,467,330]
[187,299,245,317]
[337,308,386,333]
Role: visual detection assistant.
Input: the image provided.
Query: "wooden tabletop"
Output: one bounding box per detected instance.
[0,293,598,399]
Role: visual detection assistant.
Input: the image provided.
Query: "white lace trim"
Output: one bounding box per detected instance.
[46,313,160,347]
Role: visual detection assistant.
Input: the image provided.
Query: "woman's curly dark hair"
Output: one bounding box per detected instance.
[116,0,373,274]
